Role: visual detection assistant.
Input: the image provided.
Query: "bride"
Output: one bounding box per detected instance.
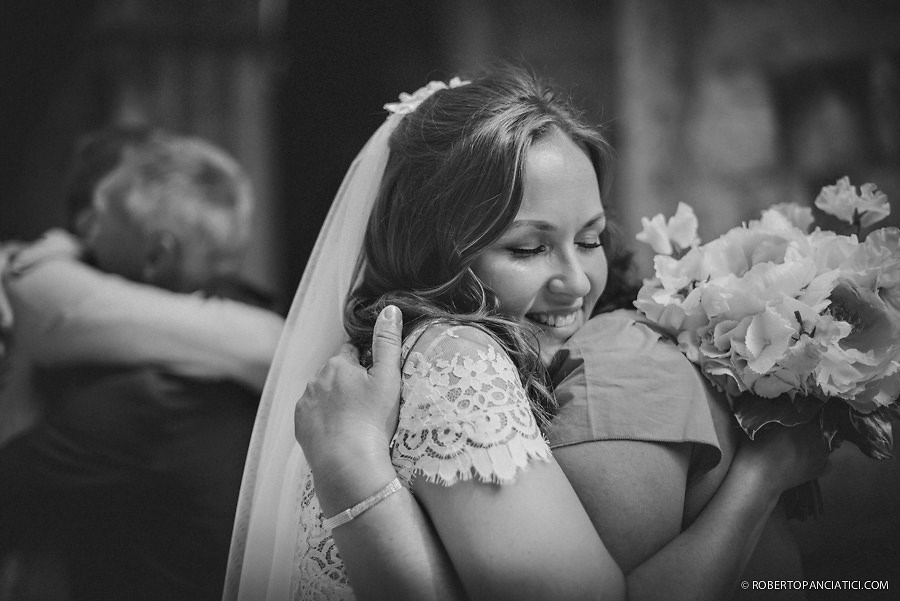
[225,66,828,601]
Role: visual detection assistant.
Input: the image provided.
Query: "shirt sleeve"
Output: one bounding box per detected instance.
[4,253,284,392]
[547,310,722,478]
[391,323,552,488]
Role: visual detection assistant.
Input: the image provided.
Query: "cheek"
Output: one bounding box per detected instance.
[472,256,541,318]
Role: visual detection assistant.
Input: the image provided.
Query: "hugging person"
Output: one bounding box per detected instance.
[228,67,827,601]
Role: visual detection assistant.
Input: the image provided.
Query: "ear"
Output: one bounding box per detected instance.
[142,230,181,287]
[72,208,96,240]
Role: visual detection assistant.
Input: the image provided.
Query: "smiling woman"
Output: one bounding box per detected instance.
[472,129,609,363]
[228,65,625,601]
[298,66,626,601]
[228,65,830,601]
[339,68,617,430]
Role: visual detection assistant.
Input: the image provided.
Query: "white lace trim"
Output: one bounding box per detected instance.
[294,460,354,601]
[392,324,551,486]
[292,323,550,600]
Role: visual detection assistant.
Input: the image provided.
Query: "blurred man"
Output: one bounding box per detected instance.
[0,127,280,446]
[0,128,283,601]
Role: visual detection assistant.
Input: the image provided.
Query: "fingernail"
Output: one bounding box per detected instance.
[383,304,400,324]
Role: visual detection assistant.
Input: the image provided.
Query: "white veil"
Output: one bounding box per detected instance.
[223,113,401,601]
[224,77,468,600]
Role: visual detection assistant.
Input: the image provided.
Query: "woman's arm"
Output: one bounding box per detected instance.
[298,310,627,601]
[414,458,624,601]
[552,440,692,573]
[297,307,467,601]
[386,324,625,601]
[553,422,828,601]
[5,234,283,391]
[735,503,806,601]
[313,450,464,601]
[547,313,825,600]
[299,311,825,601]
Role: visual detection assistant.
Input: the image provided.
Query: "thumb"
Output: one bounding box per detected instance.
[369,305,403,381]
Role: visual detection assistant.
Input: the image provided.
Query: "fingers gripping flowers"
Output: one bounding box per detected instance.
[635,178,900,459]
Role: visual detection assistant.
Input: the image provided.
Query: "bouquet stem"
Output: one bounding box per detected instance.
[782,478,823,520]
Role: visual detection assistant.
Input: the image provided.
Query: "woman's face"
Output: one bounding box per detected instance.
[472,128,608,364]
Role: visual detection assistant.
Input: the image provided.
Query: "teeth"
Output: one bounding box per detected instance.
[530,312,578,327]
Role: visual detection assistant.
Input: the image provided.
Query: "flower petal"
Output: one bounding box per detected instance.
[636,214,674,255]
[745,308,795,373]
[667,202,701,250]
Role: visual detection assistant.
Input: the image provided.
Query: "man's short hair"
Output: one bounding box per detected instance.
[63,124,156,232]
[92,132,254,280]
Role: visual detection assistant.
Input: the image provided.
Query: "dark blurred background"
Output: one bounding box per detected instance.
[4,0,899,307]
[2,1,900,596]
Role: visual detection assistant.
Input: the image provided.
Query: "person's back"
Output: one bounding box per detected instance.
[52,367,260,599]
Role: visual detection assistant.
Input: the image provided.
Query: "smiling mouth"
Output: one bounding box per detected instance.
[527,311,580,328]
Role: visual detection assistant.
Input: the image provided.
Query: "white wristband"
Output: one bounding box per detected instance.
[322,477,403,531]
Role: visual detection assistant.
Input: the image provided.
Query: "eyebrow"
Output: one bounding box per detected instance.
[507,212,606,232]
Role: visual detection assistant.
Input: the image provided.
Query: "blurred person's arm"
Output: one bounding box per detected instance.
[4,230,283,391]
[0,240,25,350]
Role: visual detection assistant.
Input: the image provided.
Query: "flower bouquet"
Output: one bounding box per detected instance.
[634,178,900,518]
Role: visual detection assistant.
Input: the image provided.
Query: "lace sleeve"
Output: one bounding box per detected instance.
[391,324,551,488]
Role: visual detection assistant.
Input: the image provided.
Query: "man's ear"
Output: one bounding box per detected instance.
[142,230,181,287]
[72,208,96,240]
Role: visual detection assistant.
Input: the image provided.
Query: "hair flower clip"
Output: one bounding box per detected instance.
[384,76,470,115]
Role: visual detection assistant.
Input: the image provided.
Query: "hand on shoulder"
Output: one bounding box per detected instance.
[296,305,404,475]
[1,230,82,354]
[5,229,83,277]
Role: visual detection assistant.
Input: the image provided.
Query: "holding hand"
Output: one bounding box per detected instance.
[735,421,831,496]
[295,305,405,474]
[0,230,83,337]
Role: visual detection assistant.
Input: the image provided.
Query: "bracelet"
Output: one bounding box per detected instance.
[322,477,403,531]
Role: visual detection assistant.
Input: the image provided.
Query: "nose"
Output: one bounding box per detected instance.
[547,250,591,298]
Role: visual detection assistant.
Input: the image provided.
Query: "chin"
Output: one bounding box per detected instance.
[533,313,584,352]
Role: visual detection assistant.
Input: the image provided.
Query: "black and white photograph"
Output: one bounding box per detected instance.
[1,2,899,600]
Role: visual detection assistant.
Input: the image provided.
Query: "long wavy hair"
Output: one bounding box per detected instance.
[345,66,615,426]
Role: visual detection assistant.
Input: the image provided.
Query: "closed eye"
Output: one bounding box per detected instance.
[509,245,546,257]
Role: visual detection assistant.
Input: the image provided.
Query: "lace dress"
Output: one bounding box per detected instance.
[293,323,552,600]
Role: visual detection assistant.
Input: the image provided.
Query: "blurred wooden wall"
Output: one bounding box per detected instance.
[3,0,900,298]
[613,0,900,276]
[0,0,285,299]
